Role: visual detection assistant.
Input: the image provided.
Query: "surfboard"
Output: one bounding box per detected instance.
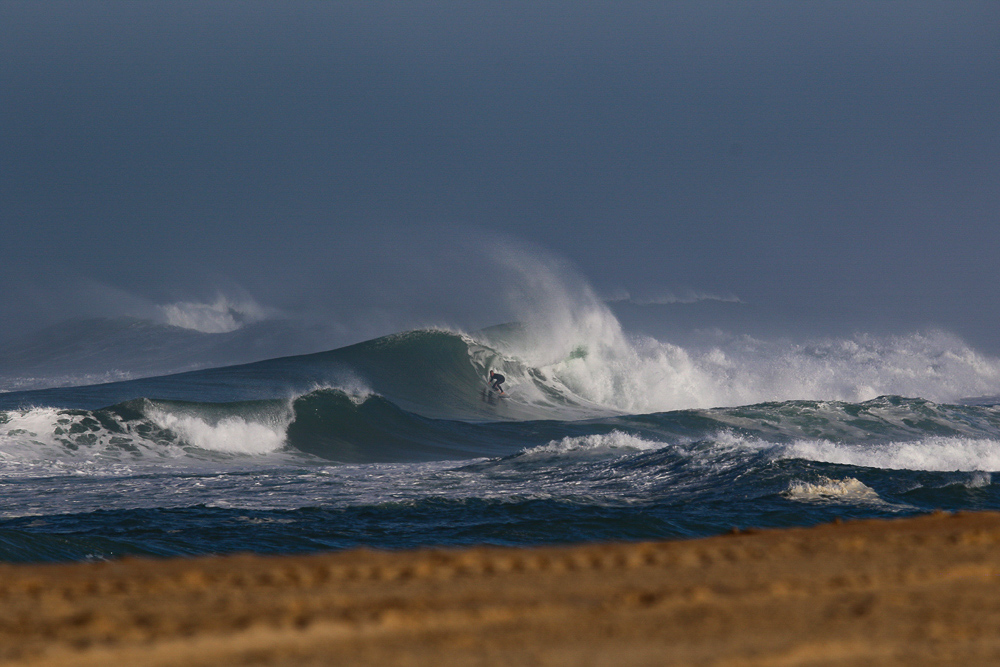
[482,383,508,400]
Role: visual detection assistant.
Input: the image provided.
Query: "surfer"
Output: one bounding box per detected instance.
[488,369,506,395]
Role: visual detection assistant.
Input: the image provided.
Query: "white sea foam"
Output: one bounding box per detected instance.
[0,407,67,460]
[784,477,885,504]
[0,406,190,469]
[146,409,289,455]
[778,436,1000,472]
[0,401,293,467]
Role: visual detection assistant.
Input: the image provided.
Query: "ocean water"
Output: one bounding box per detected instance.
[3,315,1000,563]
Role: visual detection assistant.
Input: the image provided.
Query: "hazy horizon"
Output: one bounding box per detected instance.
[3,1,999,356]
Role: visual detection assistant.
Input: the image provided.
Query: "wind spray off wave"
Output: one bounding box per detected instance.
[477,250,1000,414]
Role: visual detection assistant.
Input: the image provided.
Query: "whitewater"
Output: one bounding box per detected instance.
[4,282,1000,562]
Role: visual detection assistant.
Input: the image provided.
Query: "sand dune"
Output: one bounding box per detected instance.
[4,511,1000,666]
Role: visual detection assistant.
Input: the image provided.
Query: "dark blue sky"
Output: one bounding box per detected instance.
[2,2,999,349]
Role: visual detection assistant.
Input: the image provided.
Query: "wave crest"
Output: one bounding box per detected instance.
[519,431,665,457]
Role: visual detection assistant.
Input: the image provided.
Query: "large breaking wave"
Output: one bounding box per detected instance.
[5,258,1000,473]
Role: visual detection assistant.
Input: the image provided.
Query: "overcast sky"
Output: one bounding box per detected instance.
[2,1,998,349]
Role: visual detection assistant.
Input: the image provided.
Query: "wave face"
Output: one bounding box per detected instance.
[4,324,1000,562]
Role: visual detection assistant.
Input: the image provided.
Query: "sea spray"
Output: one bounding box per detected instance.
[475,248,1000,412]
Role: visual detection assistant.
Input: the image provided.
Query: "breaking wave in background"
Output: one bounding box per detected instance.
[157,294,273,334]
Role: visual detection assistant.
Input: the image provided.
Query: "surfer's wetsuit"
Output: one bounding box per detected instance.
[489,372,505,394]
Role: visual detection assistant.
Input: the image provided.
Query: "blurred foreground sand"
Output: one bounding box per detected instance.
[4,511,1000,666]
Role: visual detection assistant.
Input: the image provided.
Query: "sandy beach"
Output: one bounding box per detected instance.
[2,511,999,666]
